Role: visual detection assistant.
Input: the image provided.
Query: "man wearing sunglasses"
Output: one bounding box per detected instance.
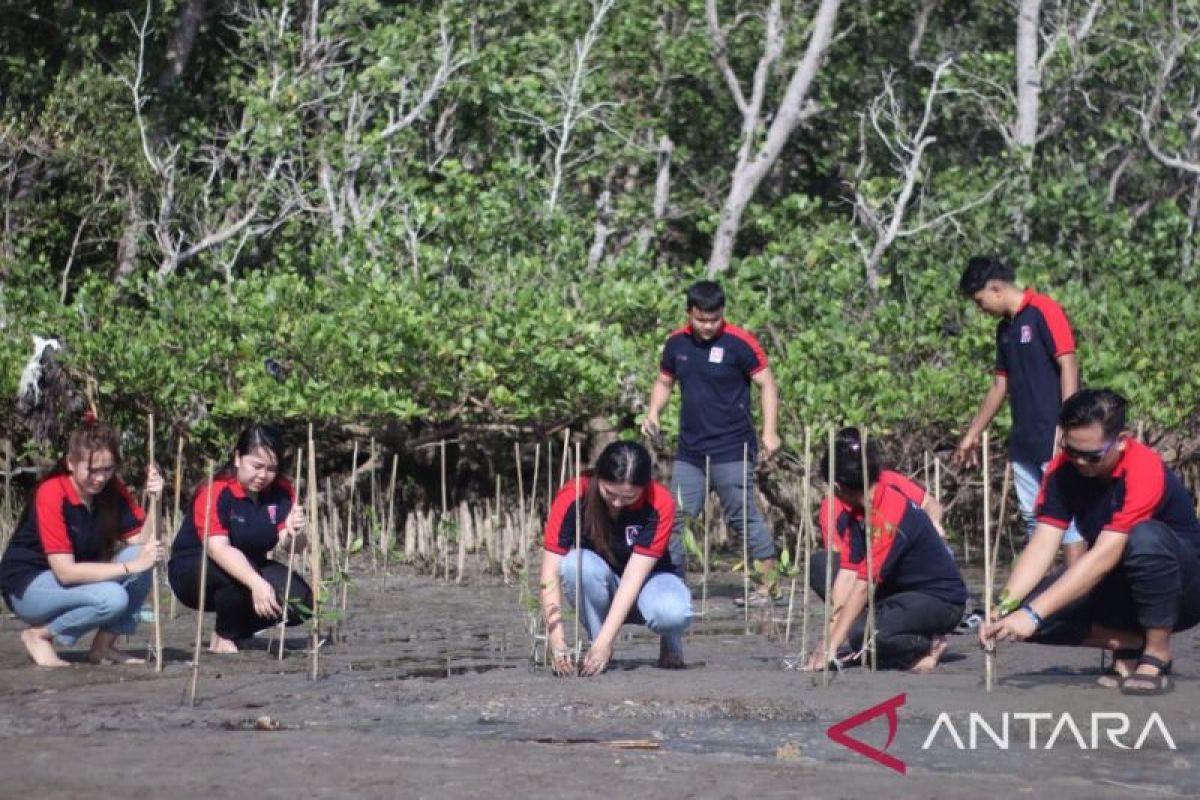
[954,256,1085,564]
[979,389,1200,695]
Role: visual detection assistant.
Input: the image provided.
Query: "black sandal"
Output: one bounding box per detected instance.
[1097,648,1141,689]
[1119,654,1173,696]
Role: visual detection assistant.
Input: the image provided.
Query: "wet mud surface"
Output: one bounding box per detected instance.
[1,566,1197,799]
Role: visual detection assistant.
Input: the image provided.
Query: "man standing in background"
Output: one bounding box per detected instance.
[642,281,782,606]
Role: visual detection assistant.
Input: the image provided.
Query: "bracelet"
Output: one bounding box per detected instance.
[1020,604,1044,629]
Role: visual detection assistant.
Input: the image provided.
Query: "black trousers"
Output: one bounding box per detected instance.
[169,556,313,641]
[1029,519,1200,645]
[809,549,962,668]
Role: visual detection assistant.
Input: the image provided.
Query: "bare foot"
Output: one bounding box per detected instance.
[657,638,685,669]
[911,635,949,673]
[21,628,70,668]
[208,632,239,654]
[1097,656,1137,689]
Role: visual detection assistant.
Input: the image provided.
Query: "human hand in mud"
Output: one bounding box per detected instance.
[252,578,283,620]
[800,643,834,672]
[579,639,613,676]
[144,463,164,498]
[978,610,1035,648]
[550,647,576,677]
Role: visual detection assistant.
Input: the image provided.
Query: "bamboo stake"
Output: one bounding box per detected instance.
[573,440,583,667]
[993,460,1014,563]
[984,432,995,691]
[526,443,541,573]
[169,435,184,620]
[307,425,321,681]
[382,453,398,586]
[861,428,876,673]
[514,442,527,576]
[702,455,711,618]
[340,440,359,623]
[276,446,303,661]
[742,443,750,629]
[798,426,813,656]
[147,414,163,672]
[2,439,12,545]
[186,462,214,707]
[546,438,554,522]
[822,426,835,686]
[369,437,379,572]
[559,428,572,487]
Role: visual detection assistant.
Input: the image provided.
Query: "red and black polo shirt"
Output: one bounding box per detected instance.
[1036,438,1200,550]
[844,483,966,605]
[995,288,1076,464]
[0,474,145,600]
[170,475,295,566]
[659,321,768,466]
[543,476,679,576]
[818,470,926,553]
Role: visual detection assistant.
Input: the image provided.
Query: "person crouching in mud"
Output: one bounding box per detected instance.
[540,440,693,676]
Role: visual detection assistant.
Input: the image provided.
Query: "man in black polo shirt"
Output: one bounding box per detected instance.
[641,281,781,605]
[980,389,1200,694]
[954,255,1084,562]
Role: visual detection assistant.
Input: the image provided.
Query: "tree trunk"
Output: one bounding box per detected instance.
[159,0,208,91]
[1012,0,1040,243]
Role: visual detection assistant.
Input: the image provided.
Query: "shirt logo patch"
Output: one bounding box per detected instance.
[1020,324,1032,343]
[709,346,725,364]
[625,525,642,546]
[268,505,279,524]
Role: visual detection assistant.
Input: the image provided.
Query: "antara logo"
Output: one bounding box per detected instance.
[921,711,1176,751]
[827,692,907,774]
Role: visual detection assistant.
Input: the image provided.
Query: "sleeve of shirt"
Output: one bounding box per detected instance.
[632,485,674,559]
[886,472,927,506]
[1034,457,1072,530]
[543,480,580,555]
[34,481,73,555]
[113,479,147,540]
[1108,462,1166,534]
[659,336,678,379]
[1034,296,1076,358]
[192,480,231,538]
[731,329,769,376]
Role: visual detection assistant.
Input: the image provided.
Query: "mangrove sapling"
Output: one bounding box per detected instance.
[185,462,215,707]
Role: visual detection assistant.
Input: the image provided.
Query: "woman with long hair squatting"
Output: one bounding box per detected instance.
[540,440,693,676]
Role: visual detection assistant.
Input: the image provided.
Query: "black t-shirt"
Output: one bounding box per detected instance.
[169,475,295,566]
[659,322,768,466]
[994,289,1076,463]
[543,476,679,576]
[845,483,966,605]
[1,474,144,600]
[1036,439,1200,551]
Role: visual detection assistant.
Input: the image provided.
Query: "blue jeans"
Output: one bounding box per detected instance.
[559,549,693,655]
[1012,460,1083,545]
[668,458,776,568]
[8,545,151,646]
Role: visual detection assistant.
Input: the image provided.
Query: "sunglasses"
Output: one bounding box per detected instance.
[1061,438,1118,464]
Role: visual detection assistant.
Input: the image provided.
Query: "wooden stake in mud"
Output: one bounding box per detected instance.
[526,443,541,572]
[186,462,215,707]
[742,442,750,628]
[382,453,398,585]
[702,455,711,618]
[861,427,876,673]
[822,426,835,686]
[573,439,583,667]
[2,438,12,543]
[307,425,322,681]
[276,446,303,661]
[983,432,995,692]
[994,460,1014,562]
[146,414,164,672]
[169,435,184,620]
[340,440,359,622]
[798,426,813,656]
[559,428,572,487]
[514,442,527,574]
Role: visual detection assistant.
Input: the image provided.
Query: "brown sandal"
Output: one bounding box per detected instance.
[1119,654,1172,696]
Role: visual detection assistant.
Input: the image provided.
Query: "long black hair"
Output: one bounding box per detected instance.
[582,440,653,566]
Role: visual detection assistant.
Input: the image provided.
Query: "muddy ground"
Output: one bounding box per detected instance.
[0,564,1196,799]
